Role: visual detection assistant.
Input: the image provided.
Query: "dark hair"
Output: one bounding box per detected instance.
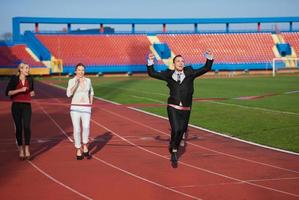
[172,55,183,63]
[75,63,85,71]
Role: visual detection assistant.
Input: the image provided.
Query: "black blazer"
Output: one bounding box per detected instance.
[147,59,213,107]
[5,75,34,97]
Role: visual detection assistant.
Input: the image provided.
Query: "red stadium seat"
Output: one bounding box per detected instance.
[157,33,275,64]
[36,34,152,66]
[0,45,44,67]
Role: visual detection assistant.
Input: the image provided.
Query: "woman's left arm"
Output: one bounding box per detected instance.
[29,76,35,97]
[89,79,94,105]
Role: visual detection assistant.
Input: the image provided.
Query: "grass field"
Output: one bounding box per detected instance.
[41,75,299,153]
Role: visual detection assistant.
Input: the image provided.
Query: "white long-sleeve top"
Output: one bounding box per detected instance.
[66,77,94,105]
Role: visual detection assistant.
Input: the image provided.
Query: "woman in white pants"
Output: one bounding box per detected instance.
[67,63,94,160]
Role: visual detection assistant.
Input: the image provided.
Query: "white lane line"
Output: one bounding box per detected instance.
[44,82,299,197]
[41,82,299,174]
[89,112,299,198]
[170,176,299,189]
[94,96,121,105]
[208,101,299,116]
[91,155,202,200]
[109,106,299,173]
[244,176,299,183]
[22,101,93,200]
[132,104,299,158]
[28,160,93,200]
[37,99,202,200]
[35,102,73,143]
[48,81,299,155]
[98,84,299,116]
[285,90,299,94]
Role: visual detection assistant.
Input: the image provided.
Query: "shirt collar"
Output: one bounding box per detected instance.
[174,70,184,75]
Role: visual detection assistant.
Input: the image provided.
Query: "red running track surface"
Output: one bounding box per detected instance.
[0,81,298,200]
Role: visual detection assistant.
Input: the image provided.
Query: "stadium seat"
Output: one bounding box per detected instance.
[0,45,45,67]
[36,34,152,66]
[157,33,275,64]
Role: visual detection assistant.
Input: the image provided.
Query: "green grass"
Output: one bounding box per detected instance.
[42,75,299,153]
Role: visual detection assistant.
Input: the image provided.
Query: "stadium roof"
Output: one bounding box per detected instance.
[13,16,299,24]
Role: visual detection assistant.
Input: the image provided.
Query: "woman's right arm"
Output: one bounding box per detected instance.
[6,76,27,96]
[8,87,27,96]
[66,78,79,97]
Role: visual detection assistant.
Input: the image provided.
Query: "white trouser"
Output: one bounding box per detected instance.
[70,106,91,149]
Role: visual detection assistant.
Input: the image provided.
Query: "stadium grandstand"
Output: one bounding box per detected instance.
[0,16,299,75]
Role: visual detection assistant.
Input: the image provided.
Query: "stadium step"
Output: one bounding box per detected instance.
[147,35,175,69]
[272,34,297,68]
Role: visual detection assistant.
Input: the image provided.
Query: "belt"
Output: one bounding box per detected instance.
[168,104,191,111]
[71,104,92,107]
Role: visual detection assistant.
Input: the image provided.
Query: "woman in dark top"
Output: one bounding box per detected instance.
[5,63,35,160]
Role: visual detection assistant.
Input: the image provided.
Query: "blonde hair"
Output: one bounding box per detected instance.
[16,63,30,76]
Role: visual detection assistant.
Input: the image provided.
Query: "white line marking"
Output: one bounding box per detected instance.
[47,82,299,171]
[244,176,299,183]
[37,98,203,200]
[170,176,299,189]
[27,101,93,199]
[129,105,299,158]
[48,81,299,155]
[113,107,299,173]
[38,93,296,199]
[44,82,299,197]
[89,112,299,198]
[91,155,202,200]
[285,90,299,94]
[94,96,121,105]
[28,160,93,200]
[11,117,92,200]
[96,84,299,116]
[35,102,73,143]
[208,101,299,116]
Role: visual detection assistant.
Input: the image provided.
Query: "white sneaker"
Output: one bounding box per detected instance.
[182,132,186,140]
[180,140,185,147]
[180,132,187,147]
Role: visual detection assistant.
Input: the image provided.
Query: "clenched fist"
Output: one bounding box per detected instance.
[204,49,214,60]
[147,53,155,66]
[148,53,155,61]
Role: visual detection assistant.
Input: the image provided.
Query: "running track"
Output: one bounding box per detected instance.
[0,81,299,200]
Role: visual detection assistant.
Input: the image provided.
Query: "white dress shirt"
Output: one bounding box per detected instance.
[172,70,185,83]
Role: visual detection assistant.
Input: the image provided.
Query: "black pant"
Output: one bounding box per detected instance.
[11,102,32,146]
[167,106,190,151]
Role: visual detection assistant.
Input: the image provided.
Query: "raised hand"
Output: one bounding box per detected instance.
[147,53,155,66]
[74,77,80,87]
[204,49,214,60]
[148,53,155,61]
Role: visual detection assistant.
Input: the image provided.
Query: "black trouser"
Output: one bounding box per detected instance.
[167,106,191,151]
[11,102,32,146]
